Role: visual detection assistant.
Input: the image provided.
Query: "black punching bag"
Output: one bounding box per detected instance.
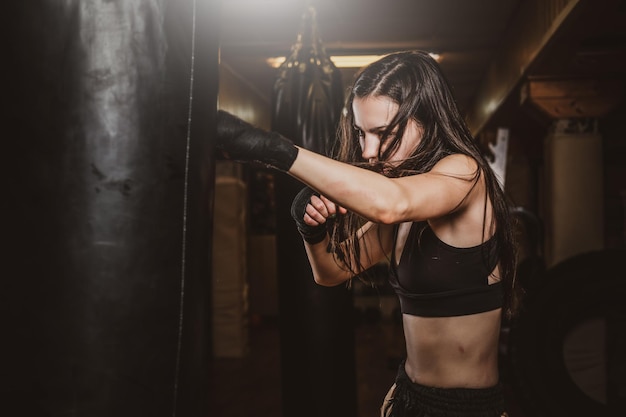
[272,7,358,417]
[4,1,220,416]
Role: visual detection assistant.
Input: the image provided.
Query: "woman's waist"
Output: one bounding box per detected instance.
[391,359,505,415]
[401,313,501,388]
[403,346,500,388]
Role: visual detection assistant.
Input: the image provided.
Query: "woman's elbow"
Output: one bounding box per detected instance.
[313,272,347,287]
[314,278,336,287]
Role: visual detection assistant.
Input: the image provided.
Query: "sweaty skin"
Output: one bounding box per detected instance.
[288,96,502,388]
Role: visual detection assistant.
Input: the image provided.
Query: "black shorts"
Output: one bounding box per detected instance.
[382,360,507,417]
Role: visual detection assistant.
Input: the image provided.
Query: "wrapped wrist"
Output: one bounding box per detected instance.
[297,224,328,244]
[260,131,298,171]
[290,186,329,244]
[215,110,298,171]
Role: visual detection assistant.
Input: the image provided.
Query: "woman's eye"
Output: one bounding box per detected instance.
[380,132,396,143]
[355,128,364,139]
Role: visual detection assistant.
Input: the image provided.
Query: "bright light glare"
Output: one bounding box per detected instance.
[266,52,442,69]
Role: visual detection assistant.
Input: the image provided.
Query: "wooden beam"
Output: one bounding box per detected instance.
[521,78,624,118]
[465,0,581,135]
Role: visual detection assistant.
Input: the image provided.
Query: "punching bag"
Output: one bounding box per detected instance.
[4,1,220,416]
[272,7,358,417]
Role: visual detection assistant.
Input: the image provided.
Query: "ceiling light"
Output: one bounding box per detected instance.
[266,54,384,69]
[266,52,441,69]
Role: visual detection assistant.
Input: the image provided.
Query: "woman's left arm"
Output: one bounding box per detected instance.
[288,147,480,224]
[216,110,479,224]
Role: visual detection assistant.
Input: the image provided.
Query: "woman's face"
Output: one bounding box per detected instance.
[352,95,422,166]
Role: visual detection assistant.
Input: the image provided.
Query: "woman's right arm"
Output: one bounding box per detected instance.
[303,219,394,287]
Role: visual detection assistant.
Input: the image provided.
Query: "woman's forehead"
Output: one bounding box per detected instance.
[352,96,399,129]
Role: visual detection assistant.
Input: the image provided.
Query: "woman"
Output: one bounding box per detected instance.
[216,50,519,417]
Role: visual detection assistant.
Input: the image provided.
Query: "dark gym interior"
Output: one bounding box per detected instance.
[5,1,625,416]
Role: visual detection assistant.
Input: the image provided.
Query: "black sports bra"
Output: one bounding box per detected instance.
[389,222,503,317]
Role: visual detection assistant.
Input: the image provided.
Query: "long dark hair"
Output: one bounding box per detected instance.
[330,50,521,318]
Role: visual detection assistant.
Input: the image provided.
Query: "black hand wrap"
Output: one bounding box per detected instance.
[290,186,329,244]
[216,110,298,172]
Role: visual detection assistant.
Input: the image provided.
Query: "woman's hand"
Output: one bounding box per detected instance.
[303,194,347,226]
[291,187,346,244]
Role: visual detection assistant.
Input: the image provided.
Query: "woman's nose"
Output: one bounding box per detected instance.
[360,136,380,161]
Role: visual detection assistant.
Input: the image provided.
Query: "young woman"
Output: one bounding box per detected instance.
[216,50,519,417]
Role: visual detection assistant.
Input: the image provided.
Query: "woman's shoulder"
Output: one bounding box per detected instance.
[430,153,479,178]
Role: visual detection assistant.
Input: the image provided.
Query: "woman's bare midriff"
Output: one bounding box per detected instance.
[401,308,502,388]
